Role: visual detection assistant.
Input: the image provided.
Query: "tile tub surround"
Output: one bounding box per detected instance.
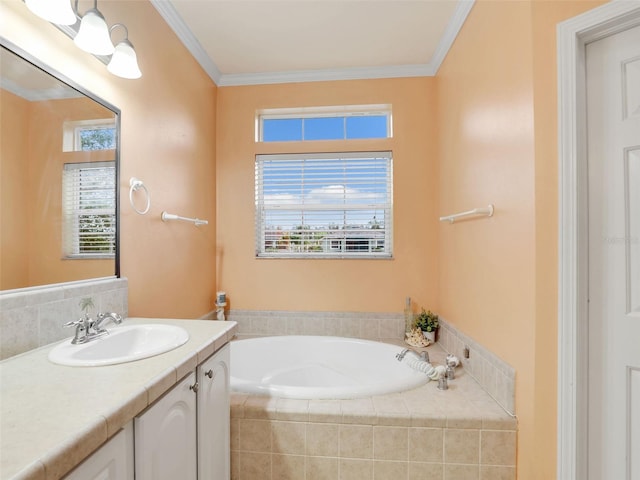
[228,309,516,415]
[230,343,517,480]
[0,318,237,480]
[437,318,516,415]
[228,309,405,342]
[0,277,129,360]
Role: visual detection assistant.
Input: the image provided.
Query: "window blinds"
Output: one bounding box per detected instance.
[62,161,116,257]
[255,152,393,258]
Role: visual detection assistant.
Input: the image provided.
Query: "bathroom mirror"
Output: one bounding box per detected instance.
[0,40,120,291]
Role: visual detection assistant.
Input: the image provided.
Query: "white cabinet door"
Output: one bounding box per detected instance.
[63,423,134,480]
[135,372,198,480]
[198,344,231,480]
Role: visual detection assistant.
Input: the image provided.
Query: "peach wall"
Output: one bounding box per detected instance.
[437,2,537,476]
[0,90,30,289]
[436,1,604,479]
[216,78,438,313]
[0,0,217,318]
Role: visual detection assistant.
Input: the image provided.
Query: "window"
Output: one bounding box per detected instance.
[62,161,116,258]
[76,125,116,151]
[62,118,116,152]
[258,105,392,142]
[255,152,393,258]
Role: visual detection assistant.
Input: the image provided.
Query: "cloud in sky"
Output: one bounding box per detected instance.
[264,184,383,206]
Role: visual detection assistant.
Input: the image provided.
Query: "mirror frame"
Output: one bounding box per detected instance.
[0,37,121,289]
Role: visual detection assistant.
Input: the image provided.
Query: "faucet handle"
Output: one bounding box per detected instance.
[64,317,88,328]
[64,317,89,344]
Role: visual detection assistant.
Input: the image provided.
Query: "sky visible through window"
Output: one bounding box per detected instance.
[262,114,388,142]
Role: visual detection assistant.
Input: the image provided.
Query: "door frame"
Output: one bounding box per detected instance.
[557,2,640,479]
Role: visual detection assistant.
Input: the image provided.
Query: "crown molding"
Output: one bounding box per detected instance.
[151,0,474,87]
[428,0,475,74]
[149,0,222,84]
[217,63,435,87]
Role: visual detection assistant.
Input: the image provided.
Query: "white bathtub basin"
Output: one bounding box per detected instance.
[231,335,431,399]
[48,324,189,367]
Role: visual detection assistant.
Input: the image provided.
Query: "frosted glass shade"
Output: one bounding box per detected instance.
[25,0,76,25]
[74,9,114,55]
[107,40,142,79]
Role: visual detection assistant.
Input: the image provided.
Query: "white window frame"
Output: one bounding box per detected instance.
[256,104,393,142]
[255,151,393,259]
[62,161,116,259]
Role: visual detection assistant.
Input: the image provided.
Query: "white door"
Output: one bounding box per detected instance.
[198,344,231,480]
[587,24,640,480]
[135,372,198,480]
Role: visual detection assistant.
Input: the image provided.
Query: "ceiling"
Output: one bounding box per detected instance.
[0,46,81,101]
[150,0,475,86]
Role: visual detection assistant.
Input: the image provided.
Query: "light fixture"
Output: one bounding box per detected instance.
[24,0,141,80]
[107,24,142,79]
[25,0,77,25]
[73,0,114,56]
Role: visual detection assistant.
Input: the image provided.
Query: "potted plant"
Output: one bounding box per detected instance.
[414,308,439,342]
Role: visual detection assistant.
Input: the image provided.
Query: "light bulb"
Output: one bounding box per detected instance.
[74,8,114,55]
[107,40,142,79]
[25,0,76,25]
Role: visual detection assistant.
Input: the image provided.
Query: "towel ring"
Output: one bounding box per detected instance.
[129,177,150,215]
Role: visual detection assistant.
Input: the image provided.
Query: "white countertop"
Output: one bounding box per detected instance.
[0,318,237,480]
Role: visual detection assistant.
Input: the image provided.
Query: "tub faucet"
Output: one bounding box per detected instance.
[396,348,429,363]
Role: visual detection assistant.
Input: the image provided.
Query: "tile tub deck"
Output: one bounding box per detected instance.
[230,342,517,480]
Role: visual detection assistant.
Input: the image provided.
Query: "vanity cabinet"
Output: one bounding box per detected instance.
[135,344,231,480]
[198,344,231,480]
[135,371,198,480]
[63,423,134,480]
[0,317,237,480]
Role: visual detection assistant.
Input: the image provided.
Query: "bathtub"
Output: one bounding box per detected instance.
[230,335,430,399]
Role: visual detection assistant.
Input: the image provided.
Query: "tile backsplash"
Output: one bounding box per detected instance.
[0,277,128,360]
[228,309,516,415]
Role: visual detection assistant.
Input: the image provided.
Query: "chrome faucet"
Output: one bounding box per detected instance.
[93,312,123,333]
[396,348,429,363]
[64,312,123,344]
[64,315,91,344]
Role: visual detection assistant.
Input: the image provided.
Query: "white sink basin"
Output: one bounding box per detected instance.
[48,324,189,366]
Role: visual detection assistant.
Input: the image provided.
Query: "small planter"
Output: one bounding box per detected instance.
[414,308,439,343]
[422,330,436,343]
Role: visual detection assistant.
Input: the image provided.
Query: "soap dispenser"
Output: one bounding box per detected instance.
[404,297,413,337]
